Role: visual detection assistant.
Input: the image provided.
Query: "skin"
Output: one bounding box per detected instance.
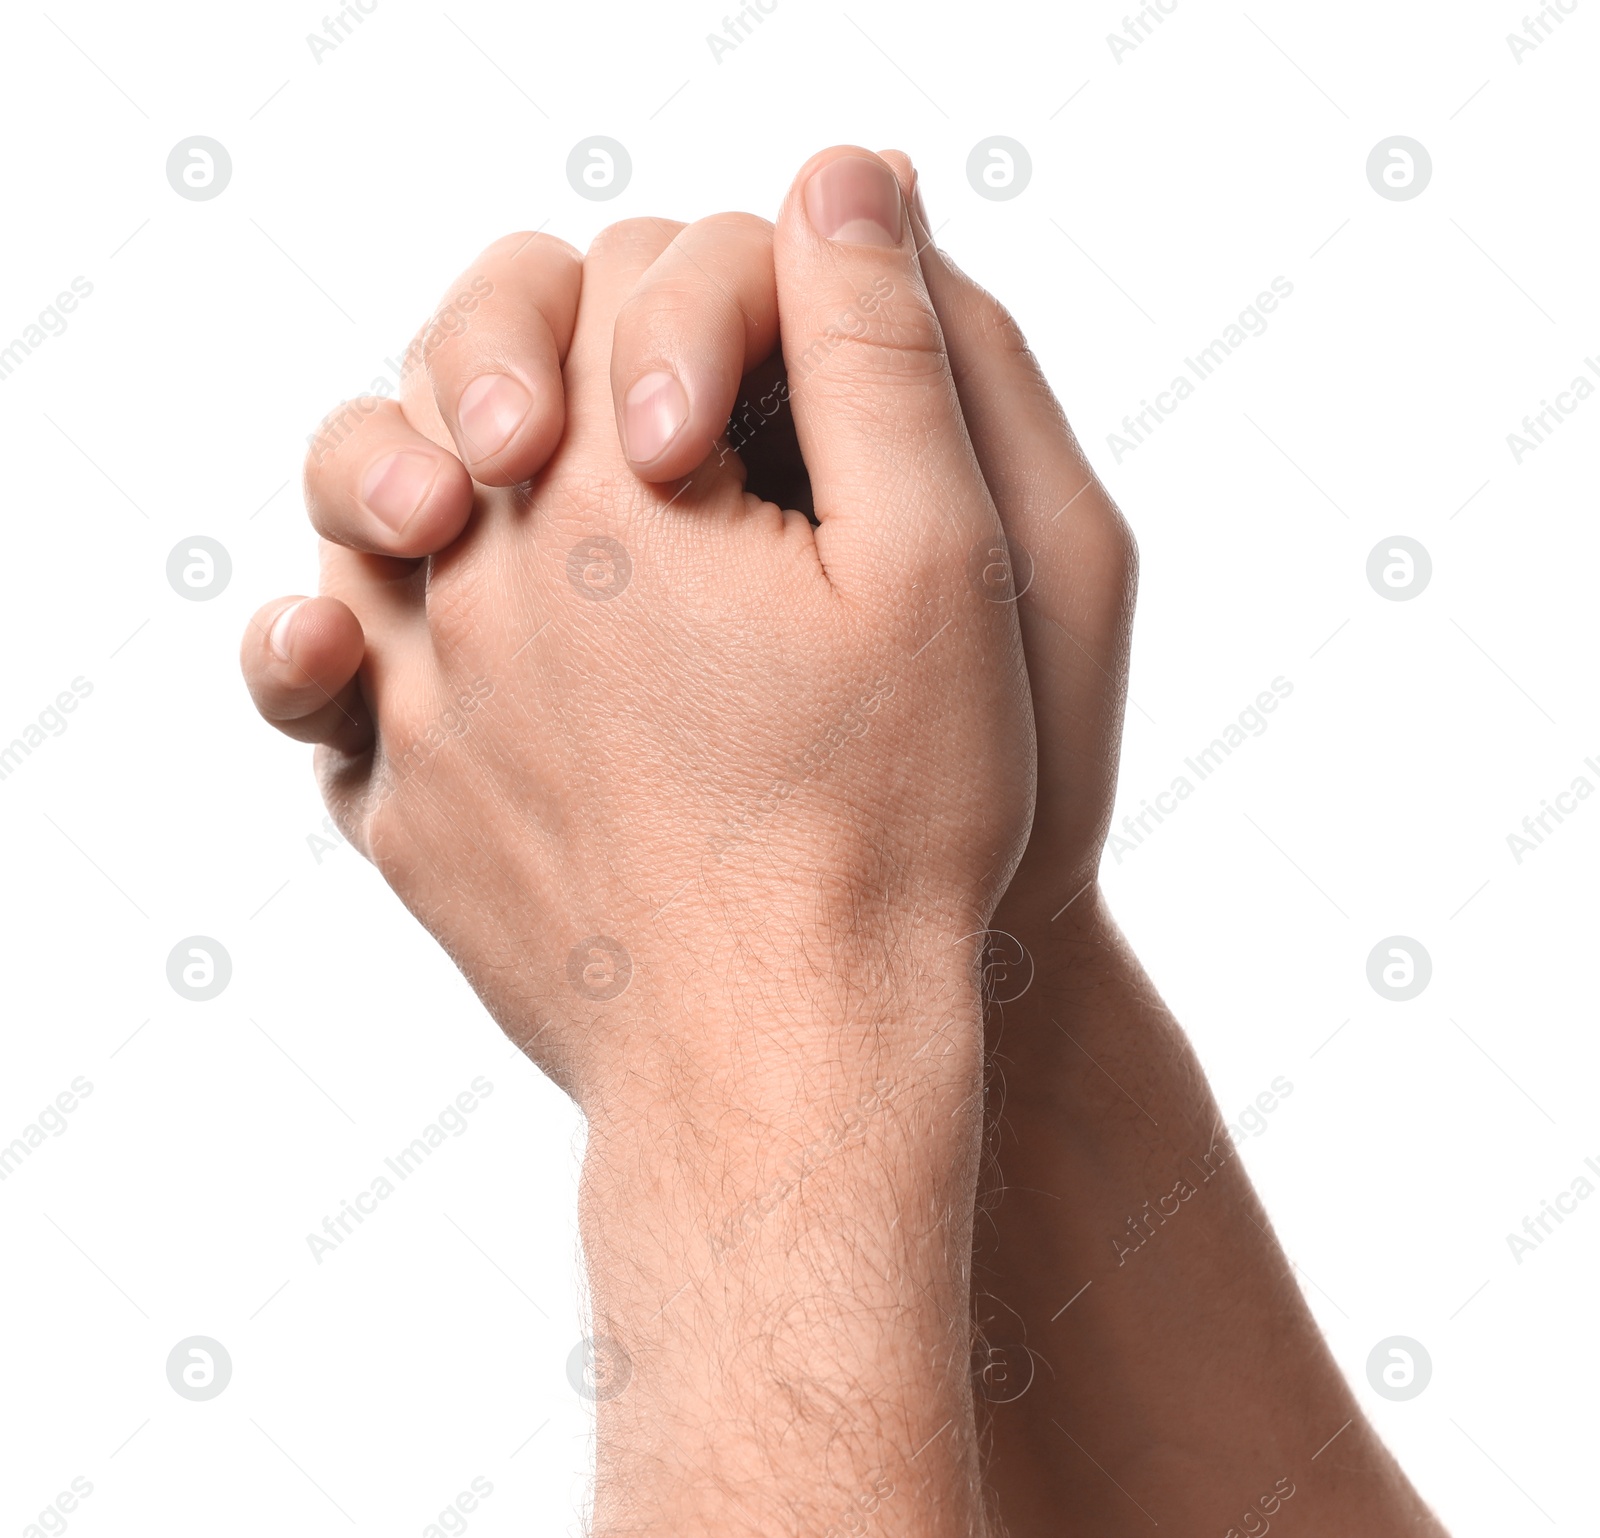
[241,146,1446,1536]
[248,147,1031,1538]
[898,170,1446,1535]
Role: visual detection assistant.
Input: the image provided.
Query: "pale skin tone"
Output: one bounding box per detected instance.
[241,147,1447,1536]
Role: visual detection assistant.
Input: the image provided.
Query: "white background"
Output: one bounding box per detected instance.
[1,1,1595,1532]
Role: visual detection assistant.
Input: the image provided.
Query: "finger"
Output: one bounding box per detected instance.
[771,146,995,591]
[610,212,778,481]
[304,396,474,559]
[896,155,1128,565]
[240,595,372,753]
[562,217,685,467]
[899,155,1137,847]
[899,154,1135,631]
[414,232,583,485]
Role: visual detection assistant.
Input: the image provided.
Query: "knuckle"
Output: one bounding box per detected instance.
[589,216,683,263]
[969,285,1031,364]
[614,278,734,344]
[1050,473,1138,595]
[690,210,774,247]
[482,229,581,269]
[422,540,507,648]
[1079,494,1139,599]
[417,236,583,393]
[411,302,482,375]
[793,298,949,394]
[422,565,480,642]
[1108,505,1140,592]
[946,287,1037,403]
[407,276,502,382]
[614,279,688,329]
[304,395,388,482]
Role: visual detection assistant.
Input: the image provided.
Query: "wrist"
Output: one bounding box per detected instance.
[568,913,991,1121]
[581,967,988,1225]
[982,882,1176,1097]
[574,975,989,1538]
[990,877,1127,1008]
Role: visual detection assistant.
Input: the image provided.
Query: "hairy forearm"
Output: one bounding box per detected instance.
[573,967,993,1538]
[974,886,1446,1536]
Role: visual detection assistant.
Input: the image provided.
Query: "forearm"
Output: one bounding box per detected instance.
[574,966,993,1538]
[975,885,1446,1535]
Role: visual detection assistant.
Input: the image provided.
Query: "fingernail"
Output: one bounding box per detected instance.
[457,372,532,458]
[269,601,304,662]
[361,450,439,532]
[623,370,689,464]
[804,156,903,247]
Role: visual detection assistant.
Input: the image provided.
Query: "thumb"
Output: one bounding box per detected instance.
[772,147,996,594]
